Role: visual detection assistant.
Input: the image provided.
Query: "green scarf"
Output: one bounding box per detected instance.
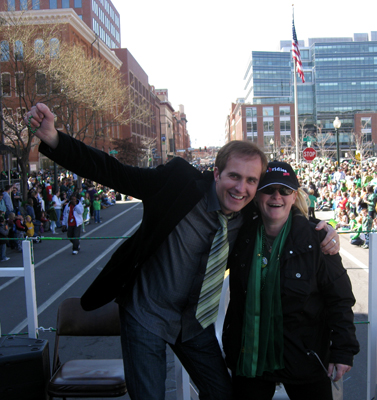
[236,212,292,377]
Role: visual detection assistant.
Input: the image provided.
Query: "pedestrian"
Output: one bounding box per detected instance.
[11,185,21,215]
[48,202,58,234]
[44,178,53,210]
[14,214,27,251]
[0,192,6,215]
[93,195,101,223]
[365,185,377,219]
[25,198,42,235]
[52,189,66,228]
[2,185,14,218]
[25,103,340,400]
[62,193,84,255]
[25,215,41,242]
[81,191,91,232]
[222,162,359,400]
[308,188,317,219]
[0,215,9,261]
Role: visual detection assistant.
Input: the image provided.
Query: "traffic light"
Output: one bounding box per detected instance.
[199,147,202,151]
[204,146,207,151]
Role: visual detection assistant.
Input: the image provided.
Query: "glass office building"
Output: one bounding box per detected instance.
[243,32,377,153]
[313,41,377,131]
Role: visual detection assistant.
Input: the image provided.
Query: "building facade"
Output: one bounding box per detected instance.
[0,8,123,173]
[227,101,295,159]
[238,31,377,160]
[4,0,121,49]
[0,1,191,173]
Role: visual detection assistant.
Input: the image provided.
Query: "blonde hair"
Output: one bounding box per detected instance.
[294,188,309,219]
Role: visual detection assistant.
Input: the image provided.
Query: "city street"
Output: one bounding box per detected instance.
[0,203,371,400]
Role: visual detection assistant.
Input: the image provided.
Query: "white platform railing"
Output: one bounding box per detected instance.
[0,240,38,338]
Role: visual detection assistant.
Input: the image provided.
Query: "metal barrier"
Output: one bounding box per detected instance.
[0,240,38,338]
[368,233,377,400]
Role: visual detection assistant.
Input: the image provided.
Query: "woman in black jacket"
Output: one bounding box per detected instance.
[223,161,359,400]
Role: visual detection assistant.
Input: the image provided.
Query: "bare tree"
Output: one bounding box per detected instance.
[0,9,150,197]
[0,10,67,196]
[313,122,336,159]
[110,137,147,166]
[351,122,372,162]
[42,43,149,144]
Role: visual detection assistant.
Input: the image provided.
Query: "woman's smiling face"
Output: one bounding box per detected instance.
[256,185,297,230]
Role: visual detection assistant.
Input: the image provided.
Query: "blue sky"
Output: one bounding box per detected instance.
[111,0,377,148]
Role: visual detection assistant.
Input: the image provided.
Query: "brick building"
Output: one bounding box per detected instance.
[0,0,190,174]
[226,101,296,159]
[0,7,122,173]
[4,0,121,49]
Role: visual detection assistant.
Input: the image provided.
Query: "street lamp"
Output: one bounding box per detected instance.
[333,116,341,165]
[270,138,274,160]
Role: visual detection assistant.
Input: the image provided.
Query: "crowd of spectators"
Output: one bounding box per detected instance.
[289,157,377,249]
[195,156,377,250]
[0,169,120,262]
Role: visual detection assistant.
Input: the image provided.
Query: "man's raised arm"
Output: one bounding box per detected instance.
[24,103,59,150]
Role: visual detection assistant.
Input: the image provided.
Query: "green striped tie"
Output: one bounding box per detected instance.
[196,211,230,329]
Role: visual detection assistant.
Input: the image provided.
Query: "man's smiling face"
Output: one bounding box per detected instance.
[214,154,263,215]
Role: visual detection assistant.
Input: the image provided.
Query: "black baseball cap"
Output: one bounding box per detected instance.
[258,161,299,191]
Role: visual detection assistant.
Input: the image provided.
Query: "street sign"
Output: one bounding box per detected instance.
[303,147,316,161]
[303,136,316,143]
[109,150,118,155]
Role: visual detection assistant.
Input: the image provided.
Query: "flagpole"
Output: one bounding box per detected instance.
[292,5,299,163]
[294,59,299,163]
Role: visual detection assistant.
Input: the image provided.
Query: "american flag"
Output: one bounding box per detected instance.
[292,19,305,83]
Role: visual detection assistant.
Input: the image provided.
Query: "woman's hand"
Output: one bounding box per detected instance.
[316,221,340,255]
[327,363,351,382]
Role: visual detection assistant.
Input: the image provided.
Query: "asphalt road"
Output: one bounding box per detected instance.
[0,204,371,400]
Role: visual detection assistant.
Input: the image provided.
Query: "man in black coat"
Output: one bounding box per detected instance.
[25,104,339,400]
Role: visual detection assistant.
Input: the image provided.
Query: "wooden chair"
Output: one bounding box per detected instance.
[47,297,127,399]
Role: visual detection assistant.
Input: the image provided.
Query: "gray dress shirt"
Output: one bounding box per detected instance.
[124,181,244,343]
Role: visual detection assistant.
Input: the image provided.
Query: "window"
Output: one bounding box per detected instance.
[35,39,45,58]
[263,107,274,117]
[16,107,26,120]
[49,38,59,58]
[7,0,15,11]
[2,73,11,96]
[36,71,47,95]
[32,0,40,9]
[246,107,257,117]
[1,41,10,61]
[280,133,292,146]
[263,119,274,132]
[14,40,23,61]
[361,117,372,132]
[62,0,70,7]
[280,120,291,132]
[263,135,274,147]
[49,0,57,8]
[51,79,61,94]
[20,0,28,10]
[15,72,24,96]
[74,0,82,7]
[279,106,290,116]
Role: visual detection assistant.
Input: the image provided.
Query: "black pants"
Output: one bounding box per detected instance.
[232,375,333,400]
[308,206,316,219]
[67,225,81,251]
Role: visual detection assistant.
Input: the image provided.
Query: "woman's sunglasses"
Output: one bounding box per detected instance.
[259,186,295,196]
